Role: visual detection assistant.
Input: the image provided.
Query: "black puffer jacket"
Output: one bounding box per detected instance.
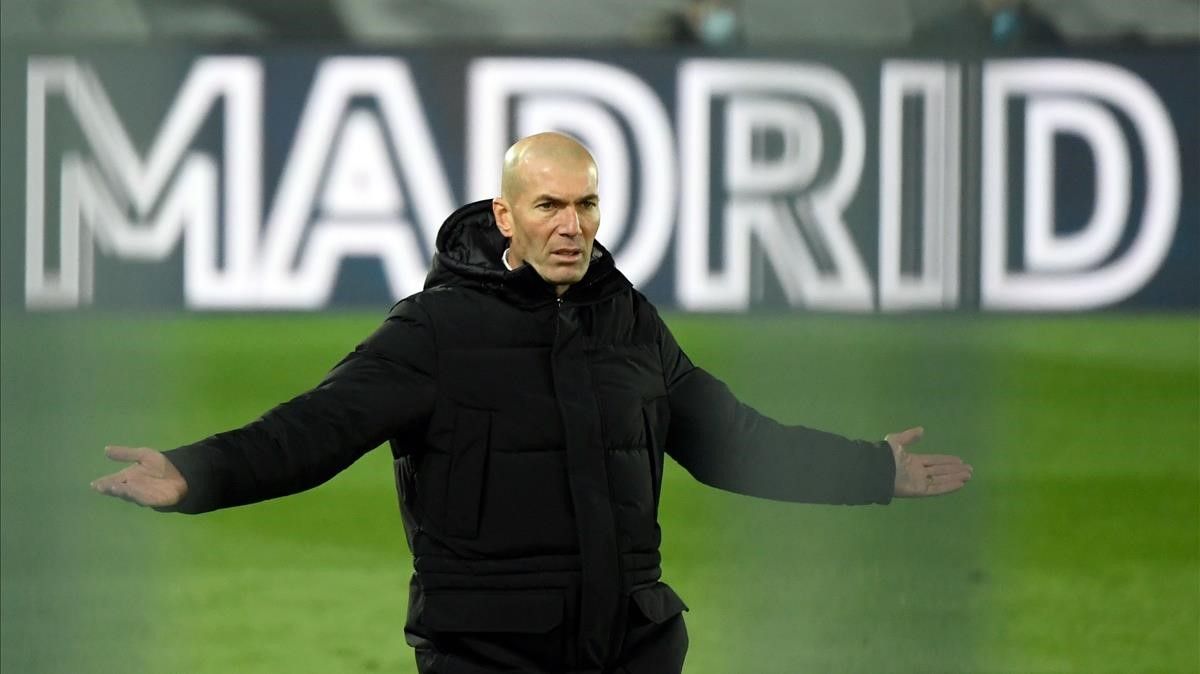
[162,200,896,668]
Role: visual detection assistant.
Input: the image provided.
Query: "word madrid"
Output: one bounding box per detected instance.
[26,55,1179,311]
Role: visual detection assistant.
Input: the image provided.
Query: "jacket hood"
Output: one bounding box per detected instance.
[425,199,629,304]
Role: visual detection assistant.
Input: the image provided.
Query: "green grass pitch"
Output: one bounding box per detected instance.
[2,313,1196,673]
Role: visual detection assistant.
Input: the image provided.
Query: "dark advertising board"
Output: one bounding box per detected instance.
[3,46,1196,312]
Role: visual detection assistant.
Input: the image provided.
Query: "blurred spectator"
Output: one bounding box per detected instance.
[145,0,351,41]
[661,0,744,48]
[912,0,1064,47]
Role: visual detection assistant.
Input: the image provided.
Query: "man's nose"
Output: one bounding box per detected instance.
[556,207,582,237]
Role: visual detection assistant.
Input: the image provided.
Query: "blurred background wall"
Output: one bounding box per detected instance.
[3,0,1199,44]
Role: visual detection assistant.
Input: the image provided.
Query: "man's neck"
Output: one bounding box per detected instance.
[501,248,518,271]
[503,248,570,296]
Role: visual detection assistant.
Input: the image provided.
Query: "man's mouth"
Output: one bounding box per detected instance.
[551,249,582,261]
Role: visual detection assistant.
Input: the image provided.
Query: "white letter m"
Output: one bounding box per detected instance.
[25,57,262,308]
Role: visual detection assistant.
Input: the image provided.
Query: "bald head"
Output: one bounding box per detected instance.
[500,132,597,202]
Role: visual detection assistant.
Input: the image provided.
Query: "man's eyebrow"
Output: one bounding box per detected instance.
[529,193,599,206]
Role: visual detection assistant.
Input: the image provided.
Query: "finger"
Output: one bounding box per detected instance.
[91,471,121,491]
[886,426,924,447]
[926,475,970,496]
[104,445,148,463]
[92,475,148,504]
[931,464,973,480]
[106,485,142,505]
[92,476,128,498]
[934,471,973,488]
[932,468,972,487]
[91,469,134,491]
[918,454,964,467]
[927,461,971,476]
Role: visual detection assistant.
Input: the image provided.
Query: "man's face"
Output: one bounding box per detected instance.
[494,155,600,292]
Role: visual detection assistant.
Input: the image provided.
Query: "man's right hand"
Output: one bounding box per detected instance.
[91,446,187,508]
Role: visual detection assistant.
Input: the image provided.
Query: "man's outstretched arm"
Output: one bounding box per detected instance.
[655,314,971,504]
[90,299,437,514]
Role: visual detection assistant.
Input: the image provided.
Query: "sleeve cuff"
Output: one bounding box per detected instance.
[870,439,897,505]
[153,442,219,514]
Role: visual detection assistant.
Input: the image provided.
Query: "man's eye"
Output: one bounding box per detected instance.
[582,201,597,209]
[536,203,553,211]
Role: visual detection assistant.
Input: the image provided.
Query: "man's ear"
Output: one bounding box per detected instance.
[492,198,513,238]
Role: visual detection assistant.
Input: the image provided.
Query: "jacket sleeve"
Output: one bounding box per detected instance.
[656,314,895,505]
[156,299,437,514]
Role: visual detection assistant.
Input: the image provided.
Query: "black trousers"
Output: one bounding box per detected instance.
[411,604,688,674]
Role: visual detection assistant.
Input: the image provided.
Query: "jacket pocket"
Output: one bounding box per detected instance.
[420,588,565,633]
[630,582,688,625]
[445,407,490,538]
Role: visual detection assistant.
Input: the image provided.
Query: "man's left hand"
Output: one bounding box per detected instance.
[886,427,972,498]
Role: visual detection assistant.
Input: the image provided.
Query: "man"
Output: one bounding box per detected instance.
[911,0,1064,47]
[661,0,743,48]
[92,132,972,673]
